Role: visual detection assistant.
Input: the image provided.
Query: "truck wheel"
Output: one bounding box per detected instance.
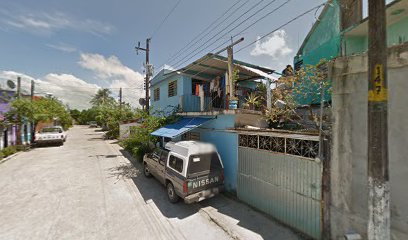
[167,182,179,203]
[143,163,152,178]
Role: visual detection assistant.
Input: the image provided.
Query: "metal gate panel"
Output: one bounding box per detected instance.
[238,147,322,239]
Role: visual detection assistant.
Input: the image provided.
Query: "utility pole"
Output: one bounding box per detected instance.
[135,38,151,113]
[119,87,122,109]
[30,80,35,101]
[30,80,35,143]
[17,76,21,99]
[367,1,389,239]
[214,37,243,109]
[16,76,22,145]
[227,46,234,101]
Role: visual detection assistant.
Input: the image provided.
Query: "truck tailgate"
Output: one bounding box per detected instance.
[186,170,223,194]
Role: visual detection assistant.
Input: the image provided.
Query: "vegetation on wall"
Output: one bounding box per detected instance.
[264,60,332,130]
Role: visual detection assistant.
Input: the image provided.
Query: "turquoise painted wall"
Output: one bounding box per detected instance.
[388,16,408,46]
[294,0,341,105]
[344,16,408,55]
[297,0,341,65]
[190,114,238,193]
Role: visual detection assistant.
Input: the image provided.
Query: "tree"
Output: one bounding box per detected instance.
[69,109,81,123]
[5,97,73,145]
[264,60,331,130]
[90,88,116,107]
[5,99,34,145]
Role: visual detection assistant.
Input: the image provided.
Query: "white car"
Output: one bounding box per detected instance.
[34,126,67,146]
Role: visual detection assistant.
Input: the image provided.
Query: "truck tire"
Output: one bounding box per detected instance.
[167,182,179,203]
[143,163,152,178]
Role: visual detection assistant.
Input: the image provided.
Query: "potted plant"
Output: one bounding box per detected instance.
[245,93,259,110]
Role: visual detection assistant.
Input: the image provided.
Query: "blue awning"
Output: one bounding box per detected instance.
[151,117,213,138]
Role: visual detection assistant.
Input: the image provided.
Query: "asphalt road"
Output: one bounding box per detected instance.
[0,126,302,240]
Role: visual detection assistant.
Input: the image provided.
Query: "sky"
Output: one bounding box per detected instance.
[0,0,335,109]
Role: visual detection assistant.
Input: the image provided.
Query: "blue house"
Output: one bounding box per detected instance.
[150,54,274,193]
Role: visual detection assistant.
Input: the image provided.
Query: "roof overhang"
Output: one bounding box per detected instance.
[151,117,214,139]
[164,54,275,82]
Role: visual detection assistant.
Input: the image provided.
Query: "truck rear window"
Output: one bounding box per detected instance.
[41,128,62,133]
[187,152,222,176]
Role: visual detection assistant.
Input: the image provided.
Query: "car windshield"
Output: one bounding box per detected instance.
[187,152,222,176]
[41,128,62,133]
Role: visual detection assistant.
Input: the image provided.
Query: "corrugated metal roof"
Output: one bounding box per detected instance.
[166,54,274,81]
[151,117,213,138]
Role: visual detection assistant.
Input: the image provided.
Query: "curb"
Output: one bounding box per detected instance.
[0,151,24,165]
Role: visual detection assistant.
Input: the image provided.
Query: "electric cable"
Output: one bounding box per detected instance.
[151,0,183,38]
[170,0,286,69]
[163,0,248,66]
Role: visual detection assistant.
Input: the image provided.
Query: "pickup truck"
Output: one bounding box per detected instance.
[34,126,66,146]
[143,141,224,204]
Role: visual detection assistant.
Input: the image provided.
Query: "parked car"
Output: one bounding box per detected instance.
[143,141,224,204]
[89,121,98,128]
[34,126,66,146]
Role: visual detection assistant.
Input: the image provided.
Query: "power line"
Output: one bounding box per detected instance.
[151,0,183,38]
[194,0,291,63]
[170,2,327,81]
[171,0,285,69]
[168,0,267,66]
[236,2,326,53]
[162,0,248,67]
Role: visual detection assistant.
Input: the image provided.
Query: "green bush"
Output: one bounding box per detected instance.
[119,108,180,162]
[2,146,17,157]
[16,145,29,151]
[0,151,4,160]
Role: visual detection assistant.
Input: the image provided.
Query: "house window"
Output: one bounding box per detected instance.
[154,88,160,101]
[169,155,183,173]
[182,132,200,141]
[168,80,177,97]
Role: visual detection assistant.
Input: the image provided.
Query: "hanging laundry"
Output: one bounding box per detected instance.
[195,84,200,96]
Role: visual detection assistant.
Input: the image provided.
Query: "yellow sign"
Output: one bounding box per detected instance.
[368,64,388,102]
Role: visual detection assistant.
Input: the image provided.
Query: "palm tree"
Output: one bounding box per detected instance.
[90,89,115,107]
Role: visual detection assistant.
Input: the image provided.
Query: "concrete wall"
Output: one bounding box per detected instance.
[329,43,408,239]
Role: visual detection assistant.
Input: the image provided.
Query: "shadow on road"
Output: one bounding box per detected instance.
[108,149,304,240]
[108,150,200,219]
[33,143,63,148]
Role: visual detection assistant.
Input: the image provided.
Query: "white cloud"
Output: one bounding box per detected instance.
[0,53,144,109]
[0,71,99,110]
[78,53,145,107]
[250,30,293,59]
[47,43,77,53]
[0,10,114,36]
